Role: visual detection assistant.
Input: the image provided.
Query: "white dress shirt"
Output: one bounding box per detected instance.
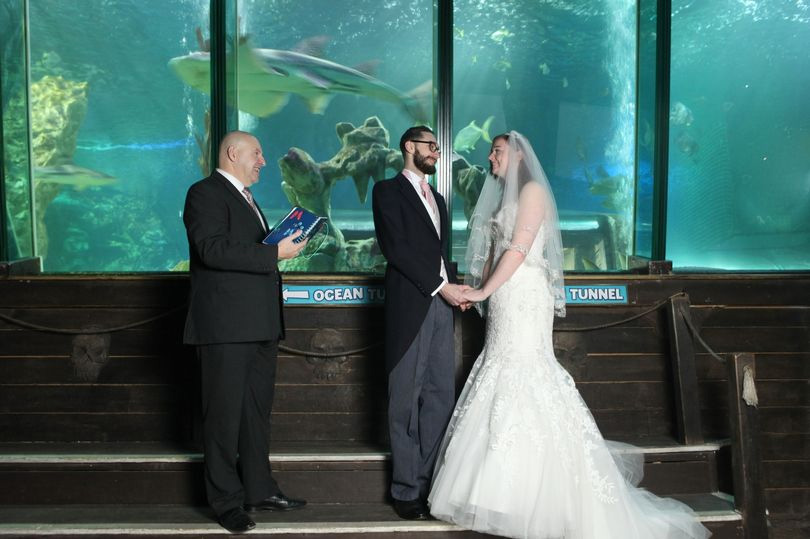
[402,169,448,296]
[217,168,266,231]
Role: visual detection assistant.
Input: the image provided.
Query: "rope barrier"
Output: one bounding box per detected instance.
[1,291,692,358]
[0,290,744,372]
[676,299,758,406]
[0,287,759,407]
[678,303,727,363]
[555,292,687,332]
[0,305,187,335]
[279,342,380,357]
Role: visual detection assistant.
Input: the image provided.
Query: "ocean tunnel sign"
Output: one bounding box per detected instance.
[282,284,628,305]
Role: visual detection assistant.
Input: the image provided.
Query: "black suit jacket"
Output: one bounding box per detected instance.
[183,171,284,345]
[372,173,457,373]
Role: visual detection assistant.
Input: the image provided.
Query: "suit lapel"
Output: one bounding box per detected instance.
[213,172,268,232]
[396,174,440,240]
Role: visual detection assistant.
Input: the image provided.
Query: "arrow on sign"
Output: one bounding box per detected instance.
[283,288,310,301]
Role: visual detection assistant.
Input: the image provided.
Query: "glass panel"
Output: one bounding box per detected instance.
[232,0,434,273]
[28,0,208,272]
[634,0,657,260]
[667,1,810,270]
[452,0,638,272]
[1,0,34,260]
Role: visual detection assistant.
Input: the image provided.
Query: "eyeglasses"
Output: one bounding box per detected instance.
[410,140,441,153]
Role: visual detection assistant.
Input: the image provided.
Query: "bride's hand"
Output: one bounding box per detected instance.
[463,288,489,303]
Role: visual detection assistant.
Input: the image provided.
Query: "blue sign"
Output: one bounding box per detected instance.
[565,285,628,304]
[283,285,385,305]
[284,284,628,305]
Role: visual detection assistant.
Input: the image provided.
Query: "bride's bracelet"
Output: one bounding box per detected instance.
[504,241,529,255]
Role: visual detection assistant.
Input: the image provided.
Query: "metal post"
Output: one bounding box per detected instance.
[651,0,671,261]
[209,0,227,171]
[434,0,453,215]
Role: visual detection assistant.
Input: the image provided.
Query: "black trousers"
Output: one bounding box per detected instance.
[388,296,455,502]
[198,340,280,516]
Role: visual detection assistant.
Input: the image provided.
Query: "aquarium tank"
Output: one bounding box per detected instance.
[0,0,808,273]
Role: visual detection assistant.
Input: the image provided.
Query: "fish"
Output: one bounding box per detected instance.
[168,39,427,122]
[490,28,514,43]
[670,101,693,126]
[34,164,117,190]
[403,80,434,124]
[494,58,512,72]
[538,62,550,75]
[675,131,699,156]
[453,116,494,154]
[640,118,653,148]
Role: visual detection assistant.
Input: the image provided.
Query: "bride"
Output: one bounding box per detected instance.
[428,132,710,539]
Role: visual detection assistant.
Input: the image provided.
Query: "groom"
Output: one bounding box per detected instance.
[372,126,469,520]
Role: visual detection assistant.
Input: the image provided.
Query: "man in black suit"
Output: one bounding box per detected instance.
[372,126,469,520]
[183,131,307,533]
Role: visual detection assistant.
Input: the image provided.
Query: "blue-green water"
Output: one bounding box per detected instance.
[11,0,810,272]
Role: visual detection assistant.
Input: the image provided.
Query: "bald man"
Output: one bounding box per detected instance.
[183,131,307,533]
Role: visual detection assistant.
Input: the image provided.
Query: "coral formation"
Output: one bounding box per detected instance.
[277,116,490,272]
[451,155,487,220]
[277,116,399,272]
[4,75,89,259]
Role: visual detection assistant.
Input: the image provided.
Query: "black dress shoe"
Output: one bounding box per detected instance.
[218,507,256,533]
[245,492,307,512]
[393,498,429,520]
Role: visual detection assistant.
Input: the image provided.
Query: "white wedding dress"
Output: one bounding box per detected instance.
[428,218,711,539]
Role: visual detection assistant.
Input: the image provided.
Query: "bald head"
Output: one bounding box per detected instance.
[218,131,266,187]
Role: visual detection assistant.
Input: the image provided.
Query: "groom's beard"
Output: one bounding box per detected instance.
[415,151,437,175]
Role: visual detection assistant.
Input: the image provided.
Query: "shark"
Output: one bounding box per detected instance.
[168,39,428,122]
[34,164,117,190]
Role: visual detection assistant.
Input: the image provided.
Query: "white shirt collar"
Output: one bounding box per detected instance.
[402,168,429,189]
[217,168,248,193]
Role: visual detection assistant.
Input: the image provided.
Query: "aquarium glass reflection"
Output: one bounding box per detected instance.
[451,0,638,273]
[2,0,34,260]
[26,0,208,272]
[667,1,810,270]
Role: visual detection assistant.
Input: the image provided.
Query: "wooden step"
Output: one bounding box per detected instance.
[0,497,742,538]
[0,440,730,505]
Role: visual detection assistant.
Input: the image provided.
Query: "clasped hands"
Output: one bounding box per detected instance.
[439,283,488,311]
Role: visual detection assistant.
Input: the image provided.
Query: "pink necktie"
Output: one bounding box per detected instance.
[242,188,266,231]
[419,179,440,234]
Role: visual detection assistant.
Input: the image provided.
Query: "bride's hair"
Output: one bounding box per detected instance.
[491,133,532,191]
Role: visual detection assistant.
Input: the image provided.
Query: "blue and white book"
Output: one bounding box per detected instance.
[262,207,327,245]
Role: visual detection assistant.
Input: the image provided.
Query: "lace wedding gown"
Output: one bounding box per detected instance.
[428,221,711,539]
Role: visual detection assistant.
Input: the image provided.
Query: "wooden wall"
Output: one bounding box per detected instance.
[0,275,807,520]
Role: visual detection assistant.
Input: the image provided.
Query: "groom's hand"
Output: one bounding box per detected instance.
[439,283,470,307]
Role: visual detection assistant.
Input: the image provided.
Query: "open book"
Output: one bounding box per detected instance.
[262,207,327,245]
